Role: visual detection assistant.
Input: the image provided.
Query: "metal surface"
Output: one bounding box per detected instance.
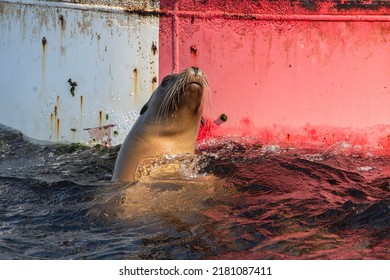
[2,0,390,152]
[0,0,158,145]
[159,0,390,151]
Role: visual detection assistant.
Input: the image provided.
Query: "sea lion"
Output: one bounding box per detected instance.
[112,67,208,182]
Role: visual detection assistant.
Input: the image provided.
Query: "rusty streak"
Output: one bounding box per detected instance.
[133,68,138,96]
[190,45,197,55]
[42,37,47,48]
[80,95,83,112]
[59,14,65,31]
[151,41,157,55]
[56,118,60,140]
[99,110,103,127]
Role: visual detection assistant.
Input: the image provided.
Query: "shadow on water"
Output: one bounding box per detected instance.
[0,124,389,259]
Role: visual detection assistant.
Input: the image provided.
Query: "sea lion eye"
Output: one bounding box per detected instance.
[161,76,172,87]
[140,103,148,115]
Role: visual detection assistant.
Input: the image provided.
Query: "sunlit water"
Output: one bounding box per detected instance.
[0,125,389,259]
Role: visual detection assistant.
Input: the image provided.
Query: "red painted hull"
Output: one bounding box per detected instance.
[159,0,390,153]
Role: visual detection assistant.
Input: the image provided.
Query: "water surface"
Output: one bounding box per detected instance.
[0,125,389,259]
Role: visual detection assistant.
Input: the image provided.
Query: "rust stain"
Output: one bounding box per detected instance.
[190,45,197,55]
[123,7,161,17]
[42,37,47,49]
[150,41,158,93]
[58,14,66,55]
[152,76,157,92]
[54,96,59,117]
[50,95,61,140]
[41,37,47,82]
[56,118,60,140]
[59,14,65,31]
[133,68,138,96]
[50,113,54,133]
[80,95,83,112]
[190,45,198,66]
[99,110,103,127]
[77,15,93,34]
[336,0,390,10]
[151,41,158,55]
[126,4,390,21]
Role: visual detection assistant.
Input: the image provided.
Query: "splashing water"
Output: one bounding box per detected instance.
[0,125,389,259]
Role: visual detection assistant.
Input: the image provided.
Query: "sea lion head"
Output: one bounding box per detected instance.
[140,66,208,129]
[112,67,208,182]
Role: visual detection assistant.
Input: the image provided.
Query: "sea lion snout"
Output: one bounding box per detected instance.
[184,67,207,101]
[186,67,206,90]
[188,66,203,77]
[192,66,200,76]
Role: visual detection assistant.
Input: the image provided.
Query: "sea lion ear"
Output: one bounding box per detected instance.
[140,103,148,115]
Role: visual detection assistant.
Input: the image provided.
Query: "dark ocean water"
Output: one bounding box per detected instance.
[0,125,389,259]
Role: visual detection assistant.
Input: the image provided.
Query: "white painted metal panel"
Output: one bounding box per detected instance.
[0,0,159,145]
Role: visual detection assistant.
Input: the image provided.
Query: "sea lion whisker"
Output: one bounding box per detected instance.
[139,131,149,143]
[158,73,185,121]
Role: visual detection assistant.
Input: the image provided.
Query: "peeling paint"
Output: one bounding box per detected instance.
[67,79,77,97]
[84,124,116,147]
